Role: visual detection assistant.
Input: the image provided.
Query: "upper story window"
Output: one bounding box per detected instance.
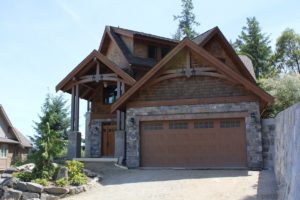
[161,47,171,58]
[148,45,157,59]
[103,85,117,105]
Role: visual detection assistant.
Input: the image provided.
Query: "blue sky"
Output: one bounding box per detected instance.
[1,0,299,139]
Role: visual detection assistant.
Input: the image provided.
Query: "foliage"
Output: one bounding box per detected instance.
[65,160,84,179]
[272,28,300,74]
[259,73,300,118]
[66,160,87,186]
[55,178,69,187]
[69,174,87,186]
[31,93,69,179]
[234,17,275,79]
[173,0,200,40]
[33,178,49,186]
[13,172,33,182]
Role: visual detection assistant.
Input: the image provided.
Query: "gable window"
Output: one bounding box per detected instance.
[161,47,171,58]
[0,144,8,158]
[103,85,117,105]
[148,45,157,59]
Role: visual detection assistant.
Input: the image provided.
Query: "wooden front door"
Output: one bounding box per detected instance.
[102,123,116,157]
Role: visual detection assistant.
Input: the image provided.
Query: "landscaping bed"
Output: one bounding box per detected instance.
[0,161,102,200]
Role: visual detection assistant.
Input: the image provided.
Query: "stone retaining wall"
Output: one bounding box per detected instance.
[126,101,262,169]
[273,103,300,200]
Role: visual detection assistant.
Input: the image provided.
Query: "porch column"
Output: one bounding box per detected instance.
[84,100,91,158]
[115,81,125,162]
[67,84,82,159]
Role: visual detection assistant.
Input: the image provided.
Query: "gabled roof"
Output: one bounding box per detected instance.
[111,38,274,112]
[56,50,136,92]
[0,105,32,148]
[193,27,256,82]
[99,26,178,68]
[110,26,179,44]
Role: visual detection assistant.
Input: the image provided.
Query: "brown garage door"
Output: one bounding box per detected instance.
[140,118,247,168]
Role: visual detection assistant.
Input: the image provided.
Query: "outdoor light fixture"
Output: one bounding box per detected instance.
[103,82,108,88]
[251,112,258,123]
[130,117,135,125]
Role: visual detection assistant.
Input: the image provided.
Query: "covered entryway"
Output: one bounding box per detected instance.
[140,118,247,168]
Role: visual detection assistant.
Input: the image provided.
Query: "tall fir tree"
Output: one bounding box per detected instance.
[173,0,200,40]
[31,93,69,179]
[234,17,274,79]
[273,28,300,74]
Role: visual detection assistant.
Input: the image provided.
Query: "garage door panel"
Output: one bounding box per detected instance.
[140,119,247,168]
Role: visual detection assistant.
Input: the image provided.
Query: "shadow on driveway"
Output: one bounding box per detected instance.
[101,168,251,186]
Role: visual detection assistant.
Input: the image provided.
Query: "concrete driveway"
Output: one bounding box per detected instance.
[66,166,277,200]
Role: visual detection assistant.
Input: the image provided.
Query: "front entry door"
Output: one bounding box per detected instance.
[102,123,116,156]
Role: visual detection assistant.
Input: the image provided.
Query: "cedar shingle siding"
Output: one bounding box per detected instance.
[133,76,250,102]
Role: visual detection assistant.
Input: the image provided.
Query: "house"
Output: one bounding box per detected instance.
[56,26,273,169]
[0,105,32,170]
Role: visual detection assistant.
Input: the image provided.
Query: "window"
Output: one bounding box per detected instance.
[194,120,214,128]
[143,122,163,131]
[169,121,188,129]
[161,47,171,58]
[220,120,241,128]
[218,57,226,63]
[103,85,117,105]
[0,144,8,158]
[148,45,157,59]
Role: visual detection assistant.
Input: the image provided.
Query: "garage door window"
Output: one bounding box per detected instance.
[220,120,240,128]
[194,120,214,128]
[143,122,163,130]
[169,121,188,129]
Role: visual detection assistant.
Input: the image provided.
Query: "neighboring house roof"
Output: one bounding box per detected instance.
[239,55,256,80]
[56,50,136,92]
[0,105,32,148]
[111,38,274,112]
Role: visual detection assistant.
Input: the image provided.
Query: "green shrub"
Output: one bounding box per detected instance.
[55,178,68,187]
[65,160,84,179]
[66,160,87,186]
[69,174,87,186]
[13,172,32,182]
[33,178,48,186]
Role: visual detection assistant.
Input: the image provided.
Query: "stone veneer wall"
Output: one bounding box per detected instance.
[273,103,300,200]
[85,118,115,158]
[261,119,276,169]
[126,101,262,169]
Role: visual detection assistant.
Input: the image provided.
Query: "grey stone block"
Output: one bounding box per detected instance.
[4,188,22,200]
[26,182,43,193]
[44,187,69,195]
[21,191,40,200]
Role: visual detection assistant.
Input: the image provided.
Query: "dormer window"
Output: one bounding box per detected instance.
[148,45,157,59]
[218,57,226,63]
[161,47,171,58]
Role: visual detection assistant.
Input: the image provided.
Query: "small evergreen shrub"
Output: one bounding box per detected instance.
[55,178,69,187]
[66,160,87,186]
[13,172,32,182]
[69,174,87,186]
[33,178,48,186]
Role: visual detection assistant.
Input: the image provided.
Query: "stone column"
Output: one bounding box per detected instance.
[84,111,91,158]
[67,131,81,159]
[115,130,125,162]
